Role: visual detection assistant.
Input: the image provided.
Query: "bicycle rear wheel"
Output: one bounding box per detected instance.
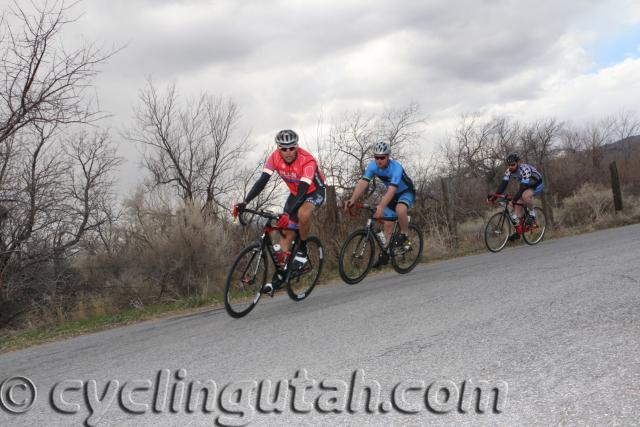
[287,236,323,301]
[224,243,267,318]
[523,207,546,245]
[484,212,511,253]
[390,223,424,274]
[338,229,375,284]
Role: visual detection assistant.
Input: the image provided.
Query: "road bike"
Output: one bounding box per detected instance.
[338,203,424,284]
[225,207,324,318]
[484,194,546,253]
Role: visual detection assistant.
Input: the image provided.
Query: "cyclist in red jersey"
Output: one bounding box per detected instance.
[235,130,325,292]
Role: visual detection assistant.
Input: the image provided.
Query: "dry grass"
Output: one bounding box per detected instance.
[3,190,640,352]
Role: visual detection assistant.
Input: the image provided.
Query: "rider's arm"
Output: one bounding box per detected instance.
[349,179,370,203]
[512,183,528,203]
[283,182,310,215]
[350,160,377,203]
[245,152,278,203]
[244,172,271,203]
[495,179,508,195]
[495,168,511,195]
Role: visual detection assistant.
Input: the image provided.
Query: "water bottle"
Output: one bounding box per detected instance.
[377,230,386,246]
[273,244,286,267]
[510,213,519,225]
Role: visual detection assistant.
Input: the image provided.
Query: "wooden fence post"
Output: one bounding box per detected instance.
[440,178,458,249]
[324,185,338,226]
[609,161,623,212]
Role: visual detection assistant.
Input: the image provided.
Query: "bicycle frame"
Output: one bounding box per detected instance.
[239,208,303,288]
[350,203,406,255]
[490,195,536,234]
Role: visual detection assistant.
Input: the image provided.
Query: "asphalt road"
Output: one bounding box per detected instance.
[1,224,639,426]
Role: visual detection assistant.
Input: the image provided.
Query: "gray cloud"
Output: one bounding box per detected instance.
[9,0,637,191]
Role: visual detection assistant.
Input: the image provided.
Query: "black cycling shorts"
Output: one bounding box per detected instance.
[284,185,325,222]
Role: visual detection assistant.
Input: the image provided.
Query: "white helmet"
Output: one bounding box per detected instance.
[275,129,298,147]
[372,140,391,156]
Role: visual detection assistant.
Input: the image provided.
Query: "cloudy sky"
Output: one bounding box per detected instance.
[6,0,640,191]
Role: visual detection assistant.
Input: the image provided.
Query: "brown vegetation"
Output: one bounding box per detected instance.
[1,2,640,334]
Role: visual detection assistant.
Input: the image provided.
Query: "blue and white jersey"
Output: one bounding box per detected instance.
[503,163,543,186]
[362,159,414,194]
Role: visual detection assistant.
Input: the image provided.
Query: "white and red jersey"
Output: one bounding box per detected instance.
[263,147,326,195]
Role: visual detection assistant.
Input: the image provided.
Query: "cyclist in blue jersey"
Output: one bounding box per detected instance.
[488,152,544,241]
[345,141,416,267]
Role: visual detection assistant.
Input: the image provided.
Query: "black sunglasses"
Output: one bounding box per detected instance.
[279,146,297,152]
[374,155,388,161]
[509,163,517,167]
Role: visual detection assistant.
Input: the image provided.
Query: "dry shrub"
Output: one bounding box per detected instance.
[71,199,242,311]
[117,203,239,302]
[559,183,614,227]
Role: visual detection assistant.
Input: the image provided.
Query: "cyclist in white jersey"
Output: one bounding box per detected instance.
[488,152,544,241]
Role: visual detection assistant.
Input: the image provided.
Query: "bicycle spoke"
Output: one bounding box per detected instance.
[390,224,423,273]
[224,245,267,317]
[484,212,510,252]
[523,207,546,245]
[338,230,374,284]
[287,236,323,300]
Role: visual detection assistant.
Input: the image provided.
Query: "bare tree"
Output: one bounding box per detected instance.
[126,79,248,215]
[0,1,115,144]
[232,147,284,212]
[0,1,118,303]
[379,102,424,161]
[317,105,424,196]
[581,117,615,176]
[442,114,521,195]
[0,125,121,301]
[612,110,640,167]
[520,118,563,225]
[612,110,640,141]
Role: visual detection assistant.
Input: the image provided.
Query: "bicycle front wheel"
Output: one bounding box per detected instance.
[338,229,375,284]
[224,243,267,318]
[523,207,546,245]
[390,223,424,274]
[287,236,323,301]
[484,212,511,253]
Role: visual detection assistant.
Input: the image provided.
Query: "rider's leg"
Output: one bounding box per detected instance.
[290,201,317,269]
[280,230,296,253]
[522,189,535,217]
[297,201,315,242]
[372,220,394,268]
[395,203,409,235]
[522,189,534,208]
[383,220,394,246]
[266,229,295,293]
[514,203,523,220]
[382,199,398,244]
[279,193,297,253]
[510,197,525,241]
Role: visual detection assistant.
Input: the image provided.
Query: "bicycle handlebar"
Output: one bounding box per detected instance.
[232,205,286,228]
[346,202,395,223]
[241,208,279,221]
[487,193,528,207]
[345,201,375,217]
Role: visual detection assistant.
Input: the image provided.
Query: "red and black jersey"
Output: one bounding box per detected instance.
[263,148,326,195]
